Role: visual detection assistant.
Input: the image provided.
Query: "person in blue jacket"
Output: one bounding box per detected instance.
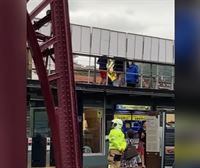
[126,62,139,87]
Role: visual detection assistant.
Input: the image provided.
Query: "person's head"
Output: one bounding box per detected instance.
[131,61,135,65]
[111,119,123,129]
[126,129,137,139]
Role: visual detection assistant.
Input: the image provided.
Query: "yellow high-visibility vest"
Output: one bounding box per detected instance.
[108,128,127,151]
[107,59,117,81]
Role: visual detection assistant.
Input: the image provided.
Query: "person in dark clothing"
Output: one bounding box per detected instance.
[121,129,140,168]
[113,58,125,86]
[114,59,124,72]
[138,121,147,166]
[97,55,108,85]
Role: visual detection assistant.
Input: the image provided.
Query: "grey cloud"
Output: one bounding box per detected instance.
[28,0,174,39]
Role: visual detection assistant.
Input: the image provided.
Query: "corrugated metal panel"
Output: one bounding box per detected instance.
[109,31,118,56]
[91,28,101,55]
[165,40,174,64]
[100,29,109,55]
[71,25,81,52]
[81,26,91,53]
[143,37,152,61]
[117,32,126,58]
[159,39,166,63]
[151,38,159,62]
[135,35,143,60]
[127,34,136,60]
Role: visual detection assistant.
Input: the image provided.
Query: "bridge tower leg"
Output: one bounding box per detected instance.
[27,0,81,167]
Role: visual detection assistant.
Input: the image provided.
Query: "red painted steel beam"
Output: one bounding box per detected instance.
[27,13,62,168]
[51,0,82,167]
[27,0,82,167]
[36,32,51,41]
[0,0,26,167]
[40,36,57,51]
[48,73,60,81]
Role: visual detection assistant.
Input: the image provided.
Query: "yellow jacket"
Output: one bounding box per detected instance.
[108,128,127,151]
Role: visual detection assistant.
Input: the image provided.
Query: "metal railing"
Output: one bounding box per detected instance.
[28,53,175,90]
[73,55,175,90]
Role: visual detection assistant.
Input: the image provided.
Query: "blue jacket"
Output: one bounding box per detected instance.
[126,64,139,84]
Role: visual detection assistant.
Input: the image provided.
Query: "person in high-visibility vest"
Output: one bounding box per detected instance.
[108,119,127,168]
[107,59,117,82]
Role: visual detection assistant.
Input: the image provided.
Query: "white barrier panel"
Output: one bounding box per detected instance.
[100,29,110,55]
[81,26,91,53]
[165,40,174,64]
[151,38,159,62]
[117,32,126,58]
[159,39,166,63]
[71,25,81,52]
[71,24,174,64]
[143,37,152,61]
[135,35,143,60]
[109,31,118,56]
[127,34,136,60]
[91,28,101,55]
[38,23,175,64]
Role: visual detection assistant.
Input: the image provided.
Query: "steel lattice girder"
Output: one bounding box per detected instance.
[27,0,81,167]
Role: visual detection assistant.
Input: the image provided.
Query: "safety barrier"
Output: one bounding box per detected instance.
[73,54,175,90]
[27,137,54,167]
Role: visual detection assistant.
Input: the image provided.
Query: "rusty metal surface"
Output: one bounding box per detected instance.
[27,0,81,167]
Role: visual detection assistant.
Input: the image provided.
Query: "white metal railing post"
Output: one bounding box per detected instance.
[161,112,166,168]
[140,64,143,88]
[156,65,159,89]
[171,67,175,90]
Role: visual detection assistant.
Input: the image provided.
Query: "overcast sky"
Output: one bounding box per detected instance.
[28,0,174,39]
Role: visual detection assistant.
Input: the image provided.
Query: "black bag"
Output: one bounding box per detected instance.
[123,140,138,160]
[113,154,122,161]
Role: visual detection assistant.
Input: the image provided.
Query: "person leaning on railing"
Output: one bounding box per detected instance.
[113,58,125,87]
[97,55,108,85]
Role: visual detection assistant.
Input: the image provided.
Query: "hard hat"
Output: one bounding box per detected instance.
[112,119,123,129]
[112,119,123,125]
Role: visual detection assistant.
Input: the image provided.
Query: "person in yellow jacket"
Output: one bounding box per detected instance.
[108,119,127,168]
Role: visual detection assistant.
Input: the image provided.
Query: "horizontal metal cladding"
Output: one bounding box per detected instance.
[71,24,174,64]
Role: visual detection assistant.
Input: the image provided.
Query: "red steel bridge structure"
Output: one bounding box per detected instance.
[0,0,81,167]
[27,0,82,167]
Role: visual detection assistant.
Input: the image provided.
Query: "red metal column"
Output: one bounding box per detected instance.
[0,0,26,167]
[27,14,62,168]
[51,0,81,167]
[27,0,81,167]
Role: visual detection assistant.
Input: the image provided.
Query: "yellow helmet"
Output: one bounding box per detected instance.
[112,119,123,129]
